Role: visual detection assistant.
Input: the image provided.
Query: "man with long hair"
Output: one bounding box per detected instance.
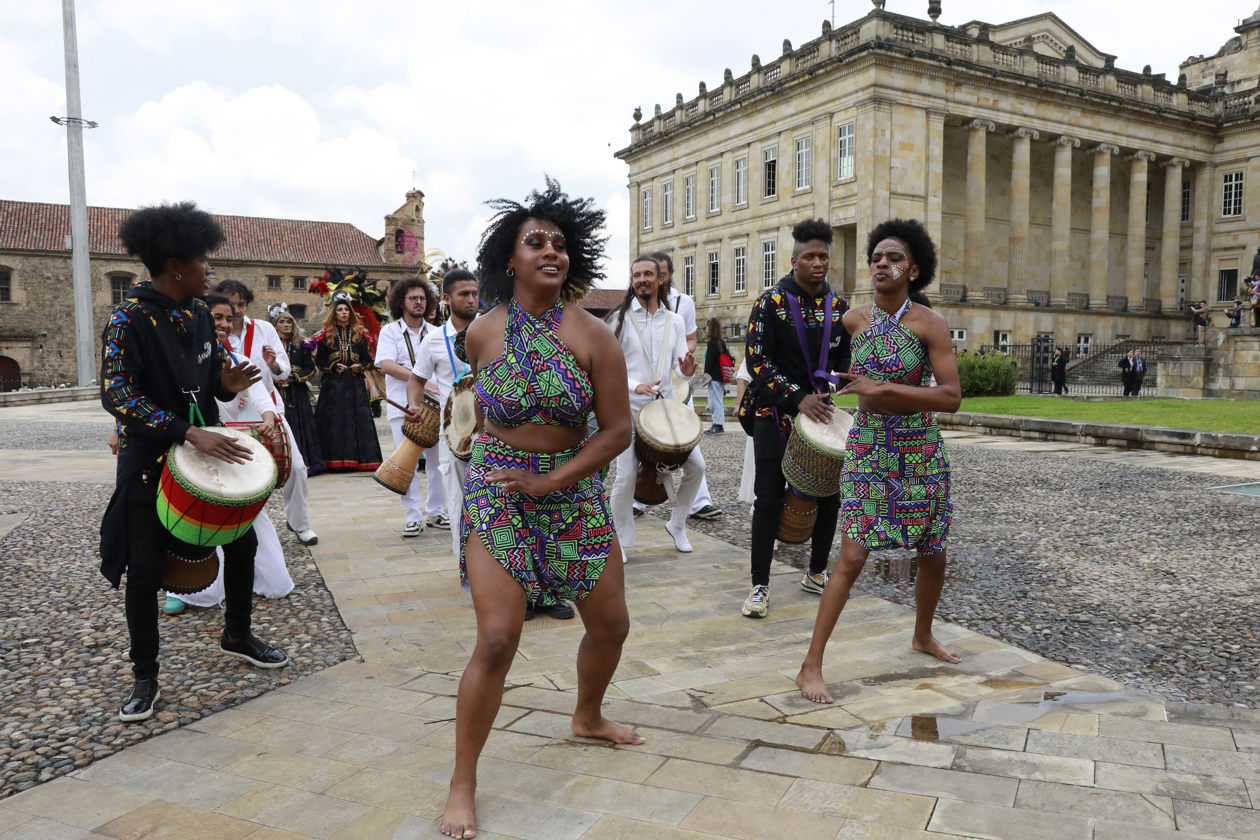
[377,277,446,535]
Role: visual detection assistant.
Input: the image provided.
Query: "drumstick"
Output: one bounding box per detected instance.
[385,398,409,414]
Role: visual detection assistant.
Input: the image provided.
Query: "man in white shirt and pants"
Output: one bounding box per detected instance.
[405,270,478,559]
[376,278,446,538]
[608,255,703,557]
[214,280,317,546]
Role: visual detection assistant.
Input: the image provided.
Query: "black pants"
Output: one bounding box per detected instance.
[123,473,256,680]
[1122,376,1133,397]
[750,416,839,586]
[1132,374,1144,395]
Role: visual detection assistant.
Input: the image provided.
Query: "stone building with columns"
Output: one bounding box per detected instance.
[615,5,1260,356]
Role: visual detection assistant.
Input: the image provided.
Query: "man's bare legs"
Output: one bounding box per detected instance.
[440,534,526,839]
[796,536,868,703]
[910,550,960,663]
[570,536,644,744]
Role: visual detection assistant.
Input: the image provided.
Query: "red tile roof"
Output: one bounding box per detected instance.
[579,288,628,312]
[0,199,390,266]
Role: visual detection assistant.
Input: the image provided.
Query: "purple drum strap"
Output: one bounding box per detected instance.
[784,291,837,390]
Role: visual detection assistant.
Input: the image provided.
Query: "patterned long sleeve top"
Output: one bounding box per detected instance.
[743,274,850,416]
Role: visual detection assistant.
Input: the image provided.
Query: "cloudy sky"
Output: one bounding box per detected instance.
[0,0,1242,286]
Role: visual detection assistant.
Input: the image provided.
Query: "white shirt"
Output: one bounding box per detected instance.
[374,318,431,420]
[412,321,471,406]
[609,297,688,411]
[229,316,291,417]
[736,357,752,384]
[665,287,697,339]
[220,344,276,423]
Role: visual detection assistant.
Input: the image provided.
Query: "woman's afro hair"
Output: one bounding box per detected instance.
[866,218,938,294]
[117,201,225,279]
[791,218,834,246]
[476,176,608,306]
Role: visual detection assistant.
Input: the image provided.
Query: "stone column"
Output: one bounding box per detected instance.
[1125,151,1156,310]
[1089,143,1120,308]
[1160,157,1189,313]
[1190,162,1216,307]
[1007,127,1039,304]
[965,119,995,294]
[1050,135,1079,306]
[925,109,946,244]
[855,98,892,288]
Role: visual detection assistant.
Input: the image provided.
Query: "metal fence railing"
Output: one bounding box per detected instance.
[978,338,1170,396]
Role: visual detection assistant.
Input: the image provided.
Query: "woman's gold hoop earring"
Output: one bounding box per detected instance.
[506,268,515,278]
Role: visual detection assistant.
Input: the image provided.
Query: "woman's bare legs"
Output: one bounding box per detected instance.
[569,536,644,744]
[796,536,869,703]
[439,532,527,839]
[910,549,960,663]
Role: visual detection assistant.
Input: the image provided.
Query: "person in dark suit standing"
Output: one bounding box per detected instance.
[1051,347,1069,395]
[1118,350,1135,397]
[1131,348,1147,396]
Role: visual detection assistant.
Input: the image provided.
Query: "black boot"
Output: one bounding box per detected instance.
[120,679,160,722]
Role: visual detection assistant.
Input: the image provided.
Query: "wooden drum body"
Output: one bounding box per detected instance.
[157,428,277,547]
[227,421,291,488]
[776,489,818,544]
[782,411,853,499]
[162,538,219,595]
[374,393,442,495]
[407,393,442,450]
[632,398,702,506]
[443,374,478,460]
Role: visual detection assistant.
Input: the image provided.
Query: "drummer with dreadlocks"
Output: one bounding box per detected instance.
[100,202,288,724]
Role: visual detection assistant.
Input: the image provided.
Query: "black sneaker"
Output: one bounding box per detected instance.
[632,507,644,518]
[704,426,724,435]
[120,679,159,722]
[220,633,289,669]
[690,504,722,519]
[546,601,576,620]
[524,602,536,621]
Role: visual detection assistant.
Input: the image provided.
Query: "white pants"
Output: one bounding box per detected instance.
[280,415,310,533]
[439,438,469,558]
[180,509,294,607]
[738,434,755,511]
[611,435,705,548]
[634,397,714,516]
[389,417,445,522]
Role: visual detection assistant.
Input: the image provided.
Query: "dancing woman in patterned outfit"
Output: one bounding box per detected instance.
[414,179,642,840]
[796,218,963,704]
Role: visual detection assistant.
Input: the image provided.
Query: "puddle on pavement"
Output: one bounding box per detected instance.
[1214,482,1260,497]
[975,688,1157,725]
[901,715,993,741]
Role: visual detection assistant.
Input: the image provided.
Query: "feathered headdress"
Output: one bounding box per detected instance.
[310,267,389,342]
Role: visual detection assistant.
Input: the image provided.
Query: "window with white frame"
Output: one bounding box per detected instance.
[733,246,747,292]
[708,251,720,295]
[763,148,777,198]
[1181,179,1191,223]
[708,165,721,213]
[684,175,695,219]
[734,158,747,205]
[1218,268,1239,302]
[683,255,695,296]
[1076,333,1092,357]
[837,122,855,179]
[662,182,673,225]
[1222,171,1244,217]
[641,188,652,230]
[993,330,1011,350]
[948,328,967,343]
[795,136,811,190]
[762,241,777,288]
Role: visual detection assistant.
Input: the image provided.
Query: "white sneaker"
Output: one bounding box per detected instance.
[801,570,829,595]
[664,521,692,553]
[741,585,769,619]
[428,514,451,531]
[289,524,318,546]
[403,521,424,538]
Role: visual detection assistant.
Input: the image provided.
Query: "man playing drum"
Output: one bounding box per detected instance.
[406,270,479,561]
[738,219,851,618]
[101,202,289,723]
[377,278,447,536]
[213,279,318,548]
[607,255,703,557]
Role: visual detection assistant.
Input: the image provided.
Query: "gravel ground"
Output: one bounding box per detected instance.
[639,429,1260,709]
[0,420,117,451]
[0,481,358,799]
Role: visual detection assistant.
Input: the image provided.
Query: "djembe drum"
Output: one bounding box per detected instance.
[443,374,478,462]
[776,411,853,544]
[374,393,441,494]
[226,420,291,489]
[156,427,277,547]
[632,397,702,505]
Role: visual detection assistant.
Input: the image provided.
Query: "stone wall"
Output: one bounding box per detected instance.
[1154,327,1260,399]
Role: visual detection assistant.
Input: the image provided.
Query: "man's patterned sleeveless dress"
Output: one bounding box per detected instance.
[840,299,952,555]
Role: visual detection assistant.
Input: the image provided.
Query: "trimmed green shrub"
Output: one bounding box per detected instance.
[956,350,1018,398]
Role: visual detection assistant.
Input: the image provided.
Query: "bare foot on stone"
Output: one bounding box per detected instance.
[440,784,477,839]
[796,665,833,704]
[572,716,645,744]
[913,634,962,664]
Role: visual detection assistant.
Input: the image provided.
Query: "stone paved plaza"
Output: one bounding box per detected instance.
[2,400,1260,838]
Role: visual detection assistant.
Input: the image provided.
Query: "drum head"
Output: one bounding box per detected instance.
[635,398,702,451]
[444,374,478,457]
[170,428,276,498]
[671,371,692,404]
[796,410,854,454]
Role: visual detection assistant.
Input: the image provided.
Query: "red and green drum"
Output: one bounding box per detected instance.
[157,427,277,547]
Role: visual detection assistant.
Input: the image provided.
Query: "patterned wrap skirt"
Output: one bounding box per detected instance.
[460,431,614,603]
[840,409,952,555]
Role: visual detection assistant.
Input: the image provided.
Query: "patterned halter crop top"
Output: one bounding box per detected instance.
[850,299,933,387]
[475,298,596,428]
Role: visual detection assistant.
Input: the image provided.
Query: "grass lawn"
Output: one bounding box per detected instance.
[703,394,1255,434]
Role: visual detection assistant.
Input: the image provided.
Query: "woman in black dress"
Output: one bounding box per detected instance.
[269,305,325,475]
[1051,346,1069,395]
[313,294,383,471]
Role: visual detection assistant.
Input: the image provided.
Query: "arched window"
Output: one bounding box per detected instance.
[394,229,405,254]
